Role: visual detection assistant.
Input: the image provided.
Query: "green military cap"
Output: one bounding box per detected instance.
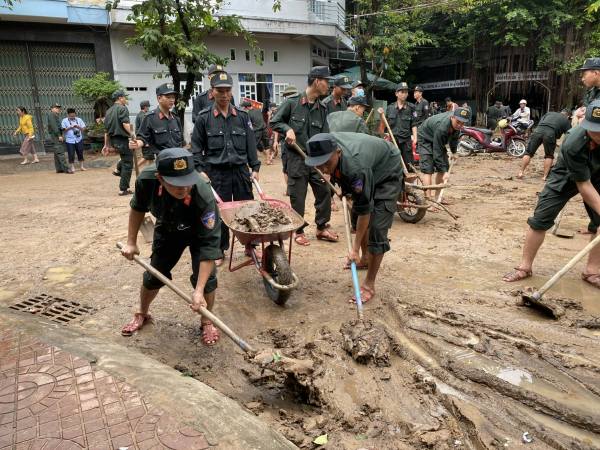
[283,85,299,96]
[309,66,332,79]
[334,77,353,89]
[561,108,572,117]
[156,148,199,186]
[395,81,409,91]
[413,86,424,92]
[112,89,126,100]
[208,64,226,76]
[351,80,365,89]
[580,100,600,132]
[140,100,151,108]
[494,101,502,106]
[241,100,252,107]
[211,73,233,88]
[348,95,370,108]
[306,133,338,166]
[454,107,471,123]
[576,57,600,71]
[156,83,177,96]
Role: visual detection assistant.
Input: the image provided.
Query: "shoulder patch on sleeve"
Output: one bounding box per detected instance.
[424,105,429,110]
[351,179,363,194]
[248,119,253,130]
[412,111,417,117]
[201,212,216,230]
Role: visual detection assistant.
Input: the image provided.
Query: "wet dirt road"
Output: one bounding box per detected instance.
[1,151,599,449]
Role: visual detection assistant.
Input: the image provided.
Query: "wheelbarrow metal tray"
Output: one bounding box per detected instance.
[218,198,304,247]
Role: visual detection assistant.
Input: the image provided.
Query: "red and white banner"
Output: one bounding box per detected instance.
[243,98,263,109]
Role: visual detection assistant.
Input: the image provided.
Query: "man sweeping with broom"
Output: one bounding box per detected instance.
[305,132,403,303]
[120,148,224,345]
[504,100,600,290]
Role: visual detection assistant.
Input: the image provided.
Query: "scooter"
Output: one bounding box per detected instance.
[457,121,526,157]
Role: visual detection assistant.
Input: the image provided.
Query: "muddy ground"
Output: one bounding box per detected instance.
[1,148,600,450]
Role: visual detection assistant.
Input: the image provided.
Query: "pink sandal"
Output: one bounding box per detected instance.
[122,312,151,336]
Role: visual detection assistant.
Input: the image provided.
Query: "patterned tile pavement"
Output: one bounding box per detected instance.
[0,328,212,449]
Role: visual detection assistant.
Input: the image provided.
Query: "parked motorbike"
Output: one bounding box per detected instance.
[457,120,526,157]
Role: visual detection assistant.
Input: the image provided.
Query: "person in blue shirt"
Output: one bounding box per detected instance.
[61,108,87,172]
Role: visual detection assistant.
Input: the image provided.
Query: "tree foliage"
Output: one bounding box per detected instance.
[1,0,20,10]
[105,0,263,123]
[72,72,127,119]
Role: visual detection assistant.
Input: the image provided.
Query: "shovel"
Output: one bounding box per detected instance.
[116,242,253,352]
[522,232,600,314]
[342,197,364,320]
[291,143,341,197]
[437,158,455,204]
[550,205,574,238]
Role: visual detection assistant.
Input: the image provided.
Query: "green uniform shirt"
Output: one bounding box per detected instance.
[414,98,431,127]
[487,106,502,120]
[47,112,62,138]
[417,112,460,154]
[547,127,600,189]
[130,164,222,260]
[322,94,347,113]
[328,110,370,134]
[104,103,130,138]
[136,107,185,155]
[191,104,260,173]
[535,112,571,138]
[192,90,235,123]
[270,91,330,153]
[135,110,146,133]
[583,86,600,107]
[330,132,402,215]
[247,108,267,132]
[385,101,416,142]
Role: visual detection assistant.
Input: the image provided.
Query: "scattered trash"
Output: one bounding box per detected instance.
[42,277,48,280]
[27,308,38,314]
[181,370,194,377]
[454,440,462,446]
[356,433,367,440]
[273,355,282,360]
[118,447,129,450]
[313,434,328,445]
[522,432,532,443]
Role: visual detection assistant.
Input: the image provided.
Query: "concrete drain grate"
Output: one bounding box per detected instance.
[10,294,92,324]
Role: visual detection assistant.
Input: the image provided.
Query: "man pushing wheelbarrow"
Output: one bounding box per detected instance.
[120,148,223,346]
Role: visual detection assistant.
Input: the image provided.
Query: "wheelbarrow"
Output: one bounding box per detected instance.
[396,171,427,224]
[211,178,303,305]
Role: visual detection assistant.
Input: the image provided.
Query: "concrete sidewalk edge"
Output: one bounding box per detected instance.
[0,308,298,450]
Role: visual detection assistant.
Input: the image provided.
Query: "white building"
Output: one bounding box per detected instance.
[109,0,352,119]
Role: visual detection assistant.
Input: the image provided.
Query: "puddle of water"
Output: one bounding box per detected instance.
[420,334,600,418]
[519,276,600,315]
[43,265,86,285]
[0,287,17,302]
[511,401,600,448]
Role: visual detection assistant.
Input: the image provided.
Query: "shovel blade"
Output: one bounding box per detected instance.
[556,231,574,238]
[521,294,561,319]
[140,217,155,243]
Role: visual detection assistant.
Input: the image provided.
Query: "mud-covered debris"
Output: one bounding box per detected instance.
[230,200,293,233]
[340,319,390,366]
[252,349,315,375]
[258,327,298,348]
[576,320,600,329]
[512,287,584,319]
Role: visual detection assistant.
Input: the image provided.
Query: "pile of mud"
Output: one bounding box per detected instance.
[229,200,294,233]
[340,319,391,366]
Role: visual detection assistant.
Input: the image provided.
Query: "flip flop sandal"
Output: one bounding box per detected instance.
[582,272,600,290]
[516,174,524,179]
[20,161,29,165]
[201,322,221,346]
[578,230,593,235]
[503,267,532,282]
[122,312,151,336]
[427,206,439,213]
[331,203,340,211]
[31,161,39,164]
[294,234,310,246]
[349,286,376,304]
[316,230,339,242]
[440,200,453,206]
[343,262,369,270]
[113,171,121,177]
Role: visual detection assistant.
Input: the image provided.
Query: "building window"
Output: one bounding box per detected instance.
[245,50,251,61]
[273,51,279,63]
[239,73,273,104]
[230,49,236,61]
[259,50,265,62]
[323,51,327,58]
[312,44,317,55]
[274,83,287,104]
[125,87,148,92]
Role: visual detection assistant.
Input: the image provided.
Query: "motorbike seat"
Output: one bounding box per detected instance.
[465,127,493,135]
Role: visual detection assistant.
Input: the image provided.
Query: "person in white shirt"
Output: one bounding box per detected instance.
[511,100,532,139]
[61,108,87,172]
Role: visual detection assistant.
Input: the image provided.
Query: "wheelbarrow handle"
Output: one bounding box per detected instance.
[211,186,223,204]
[252,178,267,200]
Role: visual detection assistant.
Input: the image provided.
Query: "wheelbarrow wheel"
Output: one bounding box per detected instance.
[262,244,293,305]
[397,185,427,224]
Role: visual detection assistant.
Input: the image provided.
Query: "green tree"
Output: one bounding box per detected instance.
[105,0,265,123]
[1,0,20,9]
[72,72,127,119]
